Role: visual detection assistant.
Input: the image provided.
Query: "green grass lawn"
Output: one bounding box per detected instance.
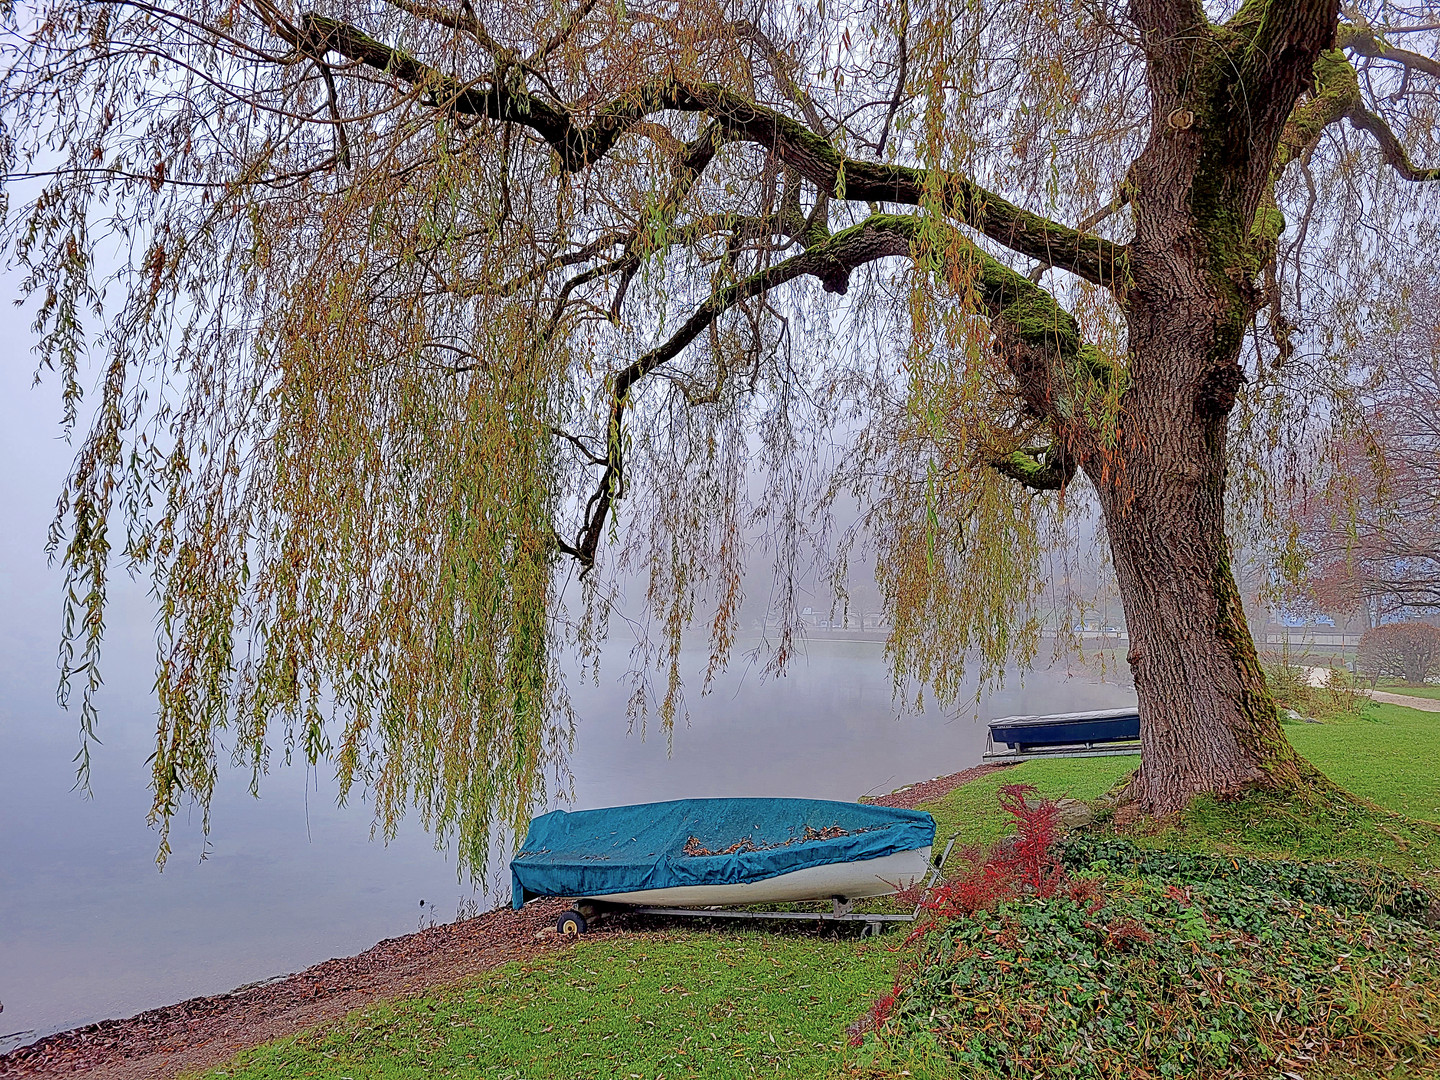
[922,754,1137,862]
[1287,701,1440,824]
[196,699,1440,1080]
[906,700,1440,875]
[1092,701,1440,875]
[197,932,889,1079]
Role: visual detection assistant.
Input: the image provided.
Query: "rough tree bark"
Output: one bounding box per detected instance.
[1077,0,1339,812]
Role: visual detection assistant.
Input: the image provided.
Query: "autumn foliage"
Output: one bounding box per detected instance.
[1357,621,1440,685]
[909,784,1097,927]
[7,0,1440,865]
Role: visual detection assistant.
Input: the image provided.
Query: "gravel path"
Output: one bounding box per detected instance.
[1367,689,1440,713]
[861,762,1017,810]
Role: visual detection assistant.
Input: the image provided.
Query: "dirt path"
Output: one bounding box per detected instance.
[861,762,1017,809]
[2,763,1011,1080]
[1367,689,1440,713]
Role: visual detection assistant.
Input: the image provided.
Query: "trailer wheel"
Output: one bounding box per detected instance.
[557,909,587,937]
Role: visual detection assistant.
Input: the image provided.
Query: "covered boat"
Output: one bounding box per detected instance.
[510,797,935,910]
[988,706,1141,751]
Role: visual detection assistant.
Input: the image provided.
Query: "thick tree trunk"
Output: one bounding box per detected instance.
[1079,179,1312,814]
[1066,4,1340,815]
[1088,434,1304,815]
[1086,200,1308,813]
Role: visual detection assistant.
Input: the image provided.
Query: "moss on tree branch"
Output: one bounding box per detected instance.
[1272,43,1440,185]
[992,445,1077,491]
[292,12,1127,288]
[560,213,1114,566]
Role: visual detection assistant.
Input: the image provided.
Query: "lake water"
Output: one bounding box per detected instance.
[0,339,1136,1050]
[0,623,1134,1050]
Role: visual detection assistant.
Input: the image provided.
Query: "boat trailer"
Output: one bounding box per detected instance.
[556,832,960,938]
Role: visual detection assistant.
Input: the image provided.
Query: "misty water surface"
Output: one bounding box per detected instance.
[0,627,1134,1049]
[0,317,1136,1049]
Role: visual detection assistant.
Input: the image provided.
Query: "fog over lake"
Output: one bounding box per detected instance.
[0,307,1136,1050]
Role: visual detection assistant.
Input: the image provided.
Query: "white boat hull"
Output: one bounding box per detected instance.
[588,845,932,907]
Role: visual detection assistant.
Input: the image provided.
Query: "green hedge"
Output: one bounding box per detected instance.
[1058,834,1437,925]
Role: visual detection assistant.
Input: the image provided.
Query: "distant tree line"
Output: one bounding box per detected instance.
[1284,279,1440,625]
[1357,622,1440,686]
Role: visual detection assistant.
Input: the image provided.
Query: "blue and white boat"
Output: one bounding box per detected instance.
[987,706,1141,755]
[511,797,935,915]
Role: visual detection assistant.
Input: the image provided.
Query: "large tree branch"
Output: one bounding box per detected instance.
[1271,45,1440,188]
[382,0,504,53]
[874,15,908,156]
[525,0,602,66]
[730,20,829,136]
[1219,0,1343,202]
[1230,0,1341,77]
[1346,102,1440,181]
[602,120,733,319]
[1274,48,1360,172]
[1339,22,1440,80]
[559,215,915,567]
[992,445,1078,491]
[292,12,1127,289]
[461,229,629,298]
[557,215,1104,564]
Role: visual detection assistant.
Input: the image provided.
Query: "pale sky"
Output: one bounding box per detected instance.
[1,272,160,706]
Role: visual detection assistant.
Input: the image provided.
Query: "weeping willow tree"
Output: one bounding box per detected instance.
[4,0,1440,868]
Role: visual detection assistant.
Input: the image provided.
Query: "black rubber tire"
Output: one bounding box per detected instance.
[557,909,587,937]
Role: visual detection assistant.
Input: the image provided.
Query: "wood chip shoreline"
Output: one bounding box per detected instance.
[861,762,1016,810]
[2,762,1007,1079]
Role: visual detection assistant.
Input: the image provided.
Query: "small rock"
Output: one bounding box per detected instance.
[533,926,557,942]
[1054,797,1095,829]
[1023,794,1094,829]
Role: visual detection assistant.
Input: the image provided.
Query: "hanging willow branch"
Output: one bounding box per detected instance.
[4,0,1440,870]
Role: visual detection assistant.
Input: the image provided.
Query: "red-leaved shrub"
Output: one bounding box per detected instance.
[858,789,1105,1048]
[846,979,902,1047]
[912,784,1072,925]
[858,785,1104,1048]
[859,786,1104,1049]
[995,784,1067,896]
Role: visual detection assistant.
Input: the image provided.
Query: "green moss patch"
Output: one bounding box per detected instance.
[1105,701,1440,875]
[1135,785,1440,875]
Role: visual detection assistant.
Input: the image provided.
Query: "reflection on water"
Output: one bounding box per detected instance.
[0,631,1133,1050]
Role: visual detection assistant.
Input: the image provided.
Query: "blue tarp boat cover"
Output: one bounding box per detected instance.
[511,797,935,908]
